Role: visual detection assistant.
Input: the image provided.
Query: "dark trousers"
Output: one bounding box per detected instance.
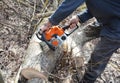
[80,37,120,83]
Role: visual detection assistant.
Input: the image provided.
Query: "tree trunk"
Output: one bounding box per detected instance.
[15,20,101,83]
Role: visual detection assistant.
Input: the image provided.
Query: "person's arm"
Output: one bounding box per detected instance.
[77,9,93,23]
[49,0,85,25]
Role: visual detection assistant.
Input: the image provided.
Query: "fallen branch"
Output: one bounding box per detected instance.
[34,11,54,19]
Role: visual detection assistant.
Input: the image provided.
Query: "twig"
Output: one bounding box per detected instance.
[34,11,54,19]
[0,20,24,28]
[109,61,120,72]
[41,0,49,9]
[34,1,50,30]
[30,0,36,22]
[17,0,34,9]
[53,0,58,9]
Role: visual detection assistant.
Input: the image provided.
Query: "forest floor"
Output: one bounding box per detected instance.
[0,0,120,83]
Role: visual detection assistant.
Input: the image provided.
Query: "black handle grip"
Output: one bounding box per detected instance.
[65,24,79,36]
[62,25,70,30]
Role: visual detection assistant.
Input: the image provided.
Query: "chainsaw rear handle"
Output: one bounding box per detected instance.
[62,25,70,30]
[63,24,79,36]
[63,24,78,30]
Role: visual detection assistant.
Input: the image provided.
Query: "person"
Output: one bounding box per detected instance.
[40,0,120,83]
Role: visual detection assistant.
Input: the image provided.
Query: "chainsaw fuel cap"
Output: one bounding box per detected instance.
[61,36,66,40]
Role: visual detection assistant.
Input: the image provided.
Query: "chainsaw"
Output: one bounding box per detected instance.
[36,25,78,51]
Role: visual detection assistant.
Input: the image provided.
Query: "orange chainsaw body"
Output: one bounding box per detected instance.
[36,25,78,50]
[44,26,65,46]
[44,26,64,40]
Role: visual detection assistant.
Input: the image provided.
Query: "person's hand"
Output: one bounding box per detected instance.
[40,21,52,33]
[69,15,80,29]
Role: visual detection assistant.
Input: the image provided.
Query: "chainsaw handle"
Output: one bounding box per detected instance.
[63,25,70,30]
[63,24,79,30]
[65,24,79,36]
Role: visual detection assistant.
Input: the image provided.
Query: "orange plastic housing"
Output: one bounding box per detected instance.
[44,26,64,40]
[51,39,59,46]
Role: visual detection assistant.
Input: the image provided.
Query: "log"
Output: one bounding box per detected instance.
[15,20,101,83]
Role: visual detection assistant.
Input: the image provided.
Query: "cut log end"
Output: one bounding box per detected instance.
[21,68,47,80]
